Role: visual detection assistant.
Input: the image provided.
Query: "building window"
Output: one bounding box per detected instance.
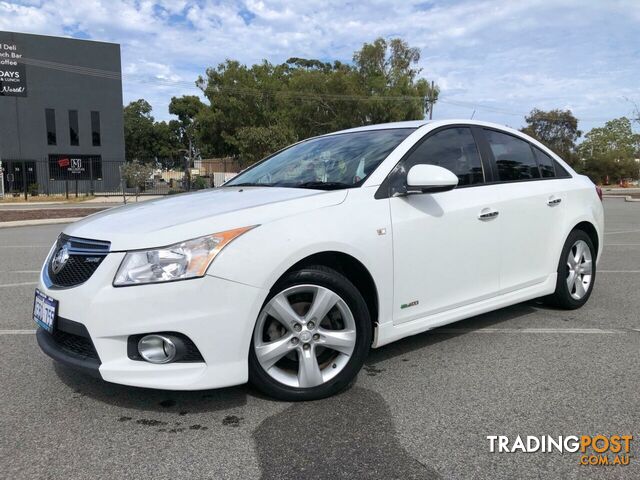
[91,111,101,146]
[69,110,79,146]
[45,109,56,145]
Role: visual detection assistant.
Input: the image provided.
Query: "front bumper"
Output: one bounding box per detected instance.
[36,252,268,390]
[36,320,101,378]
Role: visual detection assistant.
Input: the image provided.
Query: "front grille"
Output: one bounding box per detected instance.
[51,318,100,362]
[52,329,99,360]
[47,234,110,288]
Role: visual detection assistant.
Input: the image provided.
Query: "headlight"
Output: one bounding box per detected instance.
[113,226,255,286]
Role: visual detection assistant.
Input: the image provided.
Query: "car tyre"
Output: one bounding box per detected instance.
[249,265,372,401]
[545,229,596,309]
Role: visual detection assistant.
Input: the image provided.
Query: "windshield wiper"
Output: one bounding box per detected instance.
[226,182,274,187]
[292,181,352,191]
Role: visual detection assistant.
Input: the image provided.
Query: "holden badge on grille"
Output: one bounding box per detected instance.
[51,242,71,274]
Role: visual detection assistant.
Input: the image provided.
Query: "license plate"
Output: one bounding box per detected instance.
[33,289,58,333]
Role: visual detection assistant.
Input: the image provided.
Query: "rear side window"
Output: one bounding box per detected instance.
[403,127,484,186]
[532,147,555,178]
[553,159,572,178]
[485,129,540,181]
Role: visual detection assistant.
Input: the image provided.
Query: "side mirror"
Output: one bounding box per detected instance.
[406,164,458,194]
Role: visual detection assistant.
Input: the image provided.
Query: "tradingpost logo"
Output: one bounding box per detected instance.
[487,435,633,466]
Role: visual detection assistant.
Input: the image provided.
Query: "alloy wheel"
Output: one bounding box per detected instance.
[253,285,357,389]
[566,239,593,300]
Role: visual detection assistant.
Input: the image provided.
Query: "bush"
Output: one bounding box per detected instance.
[192,176,208,190]
[28,183,40,196]
[120,161,154,196]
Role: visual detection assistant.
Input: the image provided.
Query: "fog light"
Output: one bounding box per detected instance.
[138,334,177,364]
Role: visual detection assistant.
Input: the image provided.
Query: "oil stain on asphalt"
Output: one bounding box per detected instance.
[222,415,244,427]
[253,387,440,479]
[363,363,385,376]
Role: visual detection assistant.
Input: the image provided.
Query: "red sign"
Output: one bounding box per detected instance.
[58,158,70,168]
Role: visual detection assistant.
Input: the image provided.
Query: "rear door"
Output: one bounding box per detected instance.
[387,126,502,325]
[480,129,567,293]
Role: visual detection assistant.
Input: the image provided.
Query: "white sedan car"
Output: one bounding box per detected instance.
[35,120,604,400]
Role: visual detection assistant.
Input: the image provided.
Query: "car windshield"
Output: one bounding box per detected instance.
[225,128,415,190]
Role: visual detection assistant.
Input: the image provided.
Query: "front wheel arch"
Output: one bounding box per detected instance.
[278,251,379,332]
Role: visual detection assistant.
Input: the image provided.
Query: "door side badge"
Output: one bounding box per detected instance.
[400,300,419,309]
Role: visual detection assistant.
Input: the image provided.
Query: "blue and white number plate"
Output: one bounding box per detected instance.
[33,289,58,333]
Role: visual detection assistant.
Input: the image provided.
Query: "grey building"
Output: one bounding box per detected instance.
[0,31,124,195]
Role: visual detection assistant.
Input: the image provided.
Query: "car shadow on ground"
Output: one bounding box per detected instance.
[253,386,442,480]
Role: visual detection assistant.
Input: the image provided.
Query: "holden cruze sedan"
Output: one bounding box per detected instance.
[34,120,604,400]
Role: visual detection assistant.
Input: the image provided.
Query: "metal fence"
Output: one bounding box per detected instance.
[0,157,237,199]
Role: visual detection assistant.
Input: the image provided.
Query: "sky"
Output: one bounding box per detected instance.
[1,0,639,134]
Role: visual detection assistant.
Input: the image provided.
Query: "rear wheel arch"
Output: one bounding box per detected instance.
[571,221,599,260]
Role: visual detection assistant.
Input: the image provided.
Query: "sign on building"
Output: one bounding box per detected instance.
[48,154,102,181]
[69,158,85,174]
[0,41,27,97]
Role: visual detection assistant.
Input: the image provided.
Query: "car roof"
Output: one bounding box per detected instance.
[329,120,431,134]
[320,119,575,175]
[327,119,532,136]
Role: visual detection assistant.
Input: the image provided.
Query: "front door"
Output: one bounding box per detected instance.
[387,127,501,325]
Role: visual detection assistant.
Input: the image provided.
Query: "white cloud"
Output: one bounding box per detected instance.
[1,0,639,132]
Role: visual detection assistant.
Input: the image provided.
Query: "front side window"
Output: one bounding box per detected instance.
[404,127,484,186]
[485,129,540,181]
[225,128,415,190]
[69,110,79,146]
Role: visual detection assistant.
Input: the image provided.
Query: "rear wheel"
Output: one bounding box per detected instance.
[249,266,371,401]
[546,229,596,309]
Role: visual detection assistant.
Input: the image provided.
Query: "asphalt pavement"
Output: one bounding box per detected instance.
[0,198,638,479]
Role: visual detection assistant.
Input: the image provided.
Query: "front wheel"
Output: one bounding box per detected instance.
[546,229,596,309]
[249,266,372,401]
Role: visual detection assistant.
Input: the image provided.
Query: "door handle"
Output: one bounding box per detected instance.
[547,196,562,206]
[478,208,499,220]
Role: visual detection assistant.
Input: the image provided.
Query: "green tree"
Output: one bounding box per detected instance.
[169,95,207,162]
[152,120,182,166]
[577,117,640,184]
[521,109,581,165]
[124,99,183,162]
[196,37,438,163]
[123,99,156,160]
[353,38,436,124]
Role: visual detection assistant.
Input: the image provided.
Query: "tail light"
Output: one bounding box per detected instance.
[595,185,603,202]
